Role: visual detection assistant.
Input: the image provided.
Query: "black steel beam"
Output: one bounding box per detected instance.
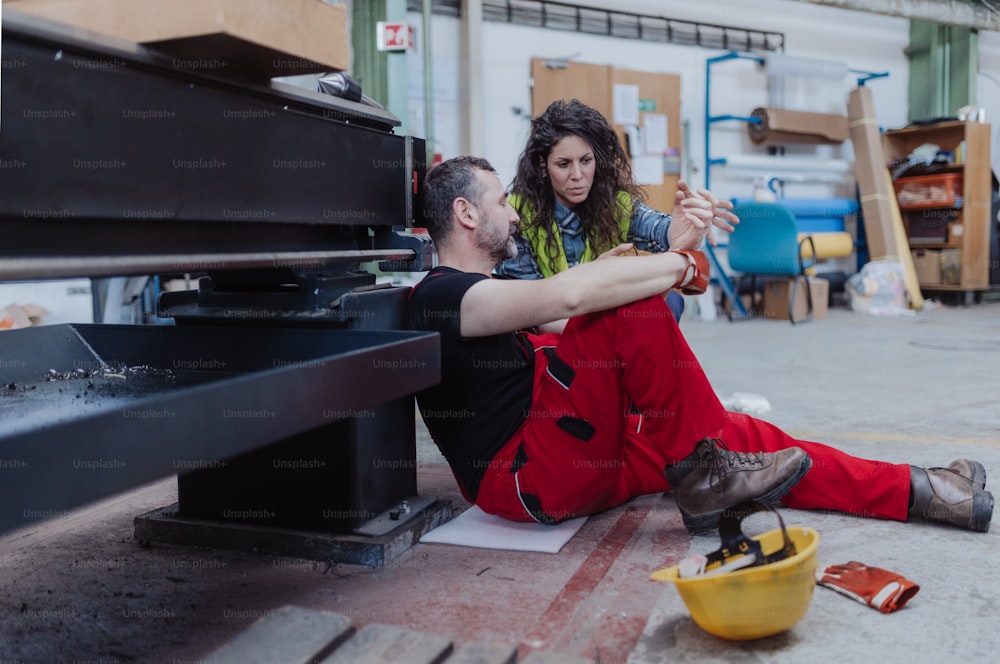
[0,11,426,277]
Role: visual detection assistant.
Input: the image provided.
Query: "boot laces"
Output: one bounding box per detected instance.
[704,439,767,483]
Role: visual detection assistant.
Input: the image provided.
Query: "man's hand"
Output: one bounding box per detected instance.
[667,180,739,250]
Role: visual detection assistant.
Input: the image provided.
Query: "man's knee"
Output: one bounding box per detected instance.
[617,294,675,323]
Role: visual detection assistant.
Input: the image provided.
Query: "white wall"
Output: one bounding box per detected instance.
[0,280,94,326]
[977,30,1000,179]
[404,0,957,204]
[405,13,464,162]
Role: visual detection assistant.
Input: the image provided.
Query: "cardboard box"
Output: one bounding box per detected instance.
[0,303,49,330]
[911,249,942,285]
[848,87,897,262]
[740,293,763,312]
[763,277,829,322]
[940,248,962,285]
[5,0,348,78]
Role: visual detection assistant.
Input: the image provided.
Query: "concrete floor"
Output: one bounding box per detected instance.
[1,295,999,662]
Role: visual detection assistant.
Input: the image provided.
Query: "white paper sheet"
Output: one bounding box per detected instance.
[632,155,664,185]
[643,113,669,154]
[612,83,640,125]
[419,506,588,554]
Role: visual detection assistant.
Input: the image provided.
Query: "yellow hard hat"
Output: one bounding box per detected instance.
[651,501,819,640]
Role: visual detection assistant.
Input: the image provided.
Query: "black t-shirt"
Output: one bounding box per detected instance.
[407,266,534,500]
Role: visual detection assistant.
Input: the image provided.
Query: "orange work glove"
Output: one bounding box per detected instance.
[670,249,709,295]
[815,561,920,614]
[620,247,709,296]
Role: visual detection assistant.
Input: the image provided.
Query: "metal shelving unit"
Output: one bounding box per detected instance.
[702,51,888,320]
[703,51,766,320]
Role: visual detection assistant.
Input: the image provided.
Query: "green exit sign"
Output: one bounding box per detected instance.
[638,99,656,111]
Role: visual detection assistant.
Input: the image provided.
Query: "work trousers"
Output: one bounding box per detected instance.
[475,295,911,524]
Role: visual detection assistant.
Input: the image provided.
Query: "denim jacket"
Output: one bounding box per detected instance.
[496,199,673,279]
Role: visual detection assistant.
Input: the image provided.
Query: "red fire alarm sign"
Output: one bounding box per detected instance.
[377,22,414,51]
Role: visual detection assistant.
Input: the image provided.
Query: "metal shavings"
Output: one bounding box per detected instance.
[43,364,177,383]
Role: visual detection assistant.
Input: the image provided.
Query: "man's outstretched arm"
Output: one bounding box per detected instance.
[459,250,690,337]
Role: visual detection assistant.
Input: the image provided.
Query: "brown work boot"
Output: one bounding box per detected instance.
[946,459,987,490]
[664,438,812,535]
[909,462,993,532]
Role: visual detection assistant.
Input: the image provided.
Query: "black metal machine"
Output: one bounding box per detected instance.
[0,10,445,565]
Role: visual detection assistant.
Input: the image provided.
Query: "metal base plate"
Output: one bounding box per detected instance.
[134,498,452,568]
[351,495,441,537]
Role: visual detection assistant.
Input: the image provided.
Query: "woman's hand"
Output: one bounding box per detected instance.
[667,180,739,250]
[595,242,639,260]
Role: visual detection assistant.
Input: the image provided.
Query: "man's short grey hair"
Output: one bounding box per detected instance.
[421,156,496,245]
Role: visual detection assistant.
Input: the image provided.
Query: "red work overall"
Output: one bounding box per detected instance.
[474,295,910,524]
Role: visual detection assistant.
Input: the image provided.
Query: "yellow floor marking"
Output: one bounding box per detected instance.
[788,430,1000,448]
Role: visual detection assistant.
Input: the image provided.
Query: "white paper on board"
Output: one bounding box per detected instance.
[643,114,668,154]
[612,83,640,125]
[633,155,663,185]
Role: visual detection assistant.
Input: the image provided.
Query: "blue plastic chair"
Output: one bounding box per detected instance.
[727,202,818,324]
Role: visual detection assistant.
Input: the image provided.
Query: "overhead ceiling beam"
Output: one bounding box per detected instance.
[797,0,1000,31]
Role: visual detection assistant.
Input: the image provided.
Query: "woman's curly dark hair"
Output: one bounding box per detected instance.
[511,99,644,266]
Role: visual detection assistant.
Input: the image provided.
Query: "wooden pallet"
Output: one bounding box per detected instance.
[203,604,593,664]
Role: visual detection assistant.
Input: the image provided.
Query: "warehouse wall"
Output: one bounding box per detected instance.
[978,30,1000,179]
[407,0,909,200]
[406,0,1000,202]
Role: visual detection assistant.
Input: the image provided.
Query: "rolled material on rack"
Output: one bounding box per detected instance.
[759,53,849,79]
[847,85,894,260]
[748,107,851,145]
[799,232,854,259]
[847,85,923,310]
[721,154,853,174]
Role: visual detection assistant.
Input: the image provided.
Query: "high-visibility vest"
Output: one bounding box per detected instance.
[513,190,633,277]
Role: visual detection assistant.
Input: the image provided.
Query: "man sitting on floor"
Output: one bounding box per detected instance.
[407,156,993,534]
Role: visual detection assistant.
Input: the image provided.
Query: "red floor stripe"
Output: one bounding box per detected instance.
[520,504,649,651]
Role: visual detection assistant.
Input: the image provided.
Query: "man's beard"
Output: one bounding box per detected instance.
[476,223,517,265]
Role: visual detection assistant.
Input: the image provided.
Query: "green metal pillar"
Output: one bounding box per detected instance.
[907,20,978,122]
[351,0,410,134]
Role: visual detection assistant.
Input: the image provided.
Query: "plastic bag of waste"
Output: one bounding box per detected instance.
[846,260,914,317]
